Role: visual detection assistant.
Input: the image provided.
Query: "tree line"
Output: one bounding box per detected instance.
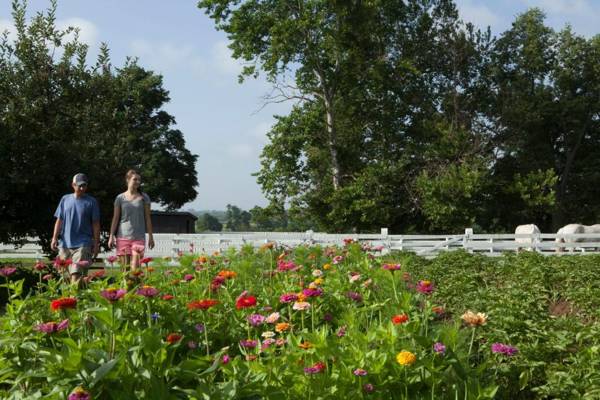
[199,0,600,233]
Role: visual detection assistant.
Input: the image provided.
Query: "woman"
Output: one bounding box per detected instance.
[108,170,155,270]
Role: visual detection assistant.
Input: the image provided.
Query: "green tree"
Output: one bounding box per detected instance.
[225,204,251,231]
[196,213,223,232]
[0,0,198,252]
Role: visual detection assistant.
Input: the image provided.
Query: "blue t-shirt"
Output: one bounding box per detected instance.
[54,194,101,248]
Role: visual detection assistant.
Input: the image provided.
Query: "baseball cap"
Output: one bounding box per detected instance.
[72,173,89,186]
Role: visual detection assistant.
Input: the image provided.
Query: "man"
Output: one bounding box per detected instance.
[51,173,100,284]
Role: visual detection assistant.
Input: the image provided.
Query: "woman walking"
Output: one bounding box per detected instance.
[108,170,155,270]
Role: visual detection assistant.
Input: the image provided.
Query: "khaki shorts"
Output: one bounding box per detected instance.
[59,247,92,275]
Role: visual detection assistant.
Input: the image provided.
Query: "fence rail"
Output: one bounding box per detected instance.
[2,228,600,259]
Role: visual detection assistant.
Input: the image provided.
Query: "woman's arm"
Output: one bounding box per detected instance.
[144,203,154,249]
[108,205,120,248]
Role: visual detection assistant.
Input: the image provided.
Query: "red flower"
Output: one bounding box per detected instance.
[187,299,219,310]
[391,314,409,325]
[162,294,174,301]
[50,297,77,311]
[236,292,257,310]
[141,257,153,266]
[166,333,182,344]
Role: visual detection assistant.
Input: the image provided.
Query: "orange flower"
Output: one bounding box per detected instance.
[275,322,290,333]
[198,256,208,263]
[461,310,487,327]
[188,299,219,310]
[166,333,182,344]
[217,270,237,279]
[392,314,409,325]
[299,341,313,350]
[297,293,307,302]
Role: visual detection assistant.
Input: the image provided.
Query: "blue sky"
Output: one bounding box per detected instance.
[1,0,599,211]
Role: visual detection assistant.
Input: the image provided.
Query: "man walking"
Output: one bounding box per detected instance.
[51,173,100,284]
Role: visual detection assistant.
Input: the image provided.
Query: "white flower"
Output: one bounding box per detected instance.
[312,269,323,277]
[261,331,276,338]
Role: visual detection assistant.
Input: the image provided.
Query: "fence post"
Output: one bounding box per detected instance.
[464,228,473,253]
[306,230,314,245]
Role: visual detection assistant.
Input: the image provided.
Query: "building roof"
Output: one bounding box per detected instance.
[151,211,198,220]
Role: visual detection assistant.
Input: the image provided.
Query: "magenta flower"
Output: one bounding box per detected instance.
[302,288,323,298]
[382,263,401,271]
[34,261,46,271]
[363,383,375,393]
[136,286,159,297]
[100,288,127,302]
[183,274,194,282]
[0,266,17,277]
[222,354,230,364]
[433,342,446,355]
[304,361,326,374]
[353,368,368,376]
[416,280,435,295]
[279,293,298,303]
[34,319,69,334]
[106,255,118,264]
[239,339,258,349]
[247,313,266,327]
[277,260,298,271]
[491,343,518,356]
[336,325,347,337]
[68,387,91,400]
[346,291,363,303]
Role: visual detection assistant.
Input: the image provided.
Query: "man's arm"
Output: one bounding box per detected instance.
[92,220,100,258]
[51,218,62,251]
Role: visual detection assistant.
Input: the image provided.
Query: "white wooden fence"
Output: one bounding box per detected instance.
[2,228,600,259]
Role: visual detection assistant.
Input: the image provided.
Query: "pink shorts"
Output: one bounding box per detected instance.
[116,238,146,256]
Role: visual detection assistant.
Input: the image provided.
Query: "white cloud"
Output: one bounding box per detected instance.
[0,19,16,43]
[57,18,98,46]
[524,0,592,15]
[455,0,502,29]
[227,143,255,159]
[130,39,206,75]
[249,121,272,144]
[212,40,243,76]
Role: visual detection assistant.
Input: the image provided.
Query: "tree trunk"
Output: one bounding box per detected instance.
[323,92,341,190]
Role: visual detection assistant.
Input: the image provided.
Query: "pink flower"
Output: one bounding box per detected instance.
[34,261,46,271]
[77,260,90,268]
[337,325,347,337]
[222,354,230,364]
[34,319,69,334]
[106,255,118,264]
[279,293,298,303]
[183,274,194,282]
[0,266,17,277]
[187,340,198,349]
[247,314,266,327]
[353,368,368,376]
[382,263,401,271]
[416,280,434,295]
[304,361,326,374]
[265,312,280,324]
[293,301,311,311]
[42,273,54,281]
[100,288,127,302]
[240,339,258,349]
[347,291,363,303]
[261,338,276,350]
[491,343,518,356]
[136,286,159,297]
[68,387,91,400]
[302,288,322,298]
[332,255,344,264]
[433,342,446,355]
[277,260,298,272]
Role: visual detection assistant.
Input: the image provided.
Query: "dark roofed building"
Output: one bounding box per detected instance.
[151,211,197,234]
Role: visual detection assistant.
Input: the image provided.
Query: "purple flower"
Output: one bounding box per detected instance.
[68,387,91,400]
[433,342,446,355]
[151,312,160,322]
[34,319,69,334]
[302,288,323,298]
[100,288,127,302]
[239,339,258,349]
[136,286,159,297]
[183,274,194,282]
[195,323,205,333]
[491,343,518,356]
[346,291,363,303]
[247,314,266,327]
[353,368,368,376]
[363,383,375,393]
[323,312,333,322]
[0,266,17,277]
[279,293,298,303]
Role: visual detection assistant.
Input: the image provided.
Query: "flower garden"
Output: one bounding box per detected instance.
[2,242,600,399]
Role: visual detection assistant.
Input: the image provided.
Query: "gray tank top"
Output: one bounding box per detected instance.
[115,192,150,240]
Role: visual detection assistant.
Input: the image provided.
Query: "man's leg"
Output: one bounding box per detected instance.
[69,247,91,285]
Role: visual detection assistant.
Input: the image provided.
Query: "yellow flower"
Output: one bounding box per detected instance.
[313,278,324,285]
[323,263,331,270]
[297,293,307,302]
[461,310,488,327]
[396,350,416,366]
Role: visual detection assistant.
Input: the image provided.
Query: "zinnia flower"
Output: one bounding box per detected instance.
[347,291,363,303]
[106,255,118,264]
[304,361,326,374]
[433,342,446,355]
[34,319,69,334]
[293,301,311,311]
[461,310,487,327]
[312,269,323,277]
[166,333,182,344]
[298,341,313,350]
[275,322,290,333]
[279,293,298,303]
[68,387,91,400]
[236,291,257,309]
[50,297,77,311]
[187,340,197,349]
[363,383,375,393]
[262,331,275,338]
[183,274,194,282]
[188,299,219,310]
[136,286,159,298]
[332,255,344,264]
[222,354,230,364]
[337,325,347,337]
[217,270,237,279]
[382,263,401,271]
[211,276,226,291]
[265,312,280,324]
[396,350,417,366]
[162,294,174,301]
[416,280,434,295]
[195,323,205,333]
[247,313,266,327]
[239,339,258,349]
[140,257,153,265]
[0,266,17,277]
[302,288,322,298]
[491,343,518,356]
[353,368,368,376]
[100,288,126,302]
[277,260,297,272]
[261,338,276,350]
[391,314,409,325]
[34,261,46,271]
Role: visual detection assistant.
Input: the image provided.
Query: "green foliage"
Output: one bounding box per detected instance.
[224,204,251,231]
[0,0,198,252]
[196,213,223,232]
